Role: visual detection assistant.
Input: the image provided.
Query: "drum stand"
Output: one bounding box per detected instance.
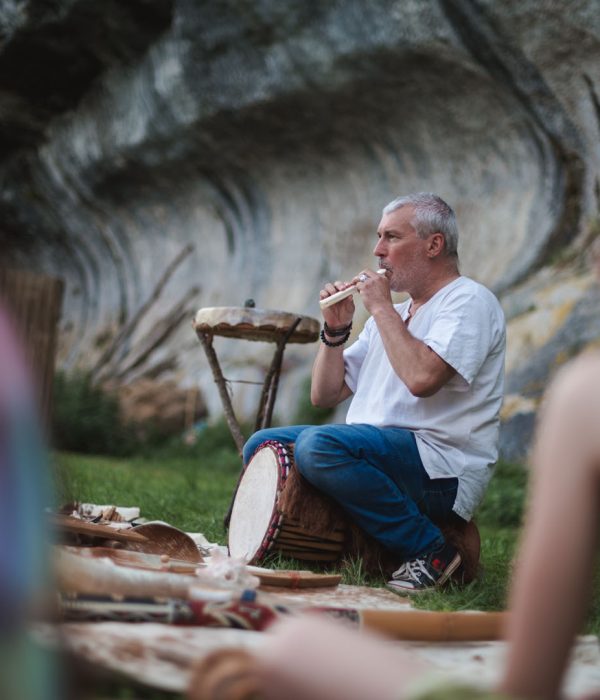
[193,306,320,455]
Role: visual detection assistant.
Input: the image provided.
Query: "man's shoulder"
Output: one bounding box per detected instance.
[449,276,503,311]
[452,275,491,295]
[436,278,505,340]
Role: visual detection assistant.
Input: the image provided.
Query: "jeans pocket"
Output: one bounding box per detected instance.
[421,478,459,522]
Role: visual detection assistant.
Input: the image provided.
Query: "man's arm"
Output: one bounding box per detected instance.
[372,305,456,397]
[359,272,456,397]
[311,339,354,407]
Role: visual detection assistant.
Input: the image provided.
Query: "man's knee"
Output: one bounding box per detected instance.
[294,426,345,483]
[294,427,321,479]
[243,429,274,465]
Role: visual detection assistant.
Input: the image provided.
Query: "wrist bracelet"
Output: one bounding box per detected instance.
[323,321,352,337]
[320,329,351,347]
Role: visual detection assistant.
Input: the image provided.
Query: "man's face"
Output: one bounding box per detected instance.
[373,206,430,293]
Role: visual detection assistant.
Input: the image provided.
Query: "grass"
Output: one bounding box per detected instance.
[54,418,251,540]
[55,448,240,544]
[409,527,517,613]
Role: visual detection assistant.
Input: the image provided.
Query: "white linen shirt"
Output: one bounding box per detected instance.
[343,276,506,520]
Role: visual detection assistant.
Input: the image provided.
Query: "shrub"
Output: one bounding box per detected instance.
[145,417,246,464]
[291,376,335,425]
[51,371,140,456]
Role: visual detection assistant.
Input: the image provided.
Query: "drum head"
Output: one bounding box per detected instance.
[228,446,281,562]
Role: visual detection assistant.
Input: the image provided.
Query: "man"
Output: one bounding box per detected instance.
[243,193,506,593]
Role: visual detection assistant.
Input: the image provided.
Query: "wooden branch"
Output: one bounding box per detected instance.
[91,243,194,381]
[113,288,199,380]
[255,317,302,431]
[196,331,245,456]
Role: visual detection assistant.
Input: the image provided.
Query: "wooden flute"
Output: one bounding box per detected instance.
[319,268,387,309]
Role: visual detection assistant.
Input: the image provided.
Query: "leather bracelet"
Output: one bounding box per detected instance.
[323,321,352,337]
[320,329,350,347]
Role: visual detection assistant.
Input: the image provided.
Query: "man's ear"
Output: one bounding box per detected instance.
[427,232,445,257]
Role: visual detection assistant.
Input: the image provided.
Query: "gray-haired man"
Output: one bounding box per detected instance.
[245,193,506,593]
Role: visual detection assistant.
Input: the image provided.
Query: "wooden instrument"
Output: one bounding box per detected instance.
[49,514,149,543]
[59,590,508,641]
[228,441,347,564]
[119,522,203,563]
[193,307,319,343]
[319,268,387,309]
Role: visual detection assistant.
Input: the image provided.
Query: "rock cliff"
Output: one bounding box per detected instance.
[1,0,599,458]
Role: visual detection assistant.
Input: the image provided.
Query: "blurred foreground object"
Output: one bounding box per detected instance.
[0,304,57,699]
[499,350,600,698]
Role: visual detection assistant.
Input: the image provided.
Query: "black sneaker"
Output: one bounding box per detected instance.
[386,542,461,595]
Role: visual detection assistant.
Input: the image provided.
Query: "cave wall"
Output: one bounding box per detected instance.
[1,0,599,457]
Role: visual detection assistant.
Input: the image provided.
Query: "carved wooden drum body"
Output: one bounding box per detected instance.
[228,441,346,564]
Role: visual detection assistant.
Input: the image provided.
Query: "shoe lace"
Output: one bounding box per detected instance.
[393,556,436,584]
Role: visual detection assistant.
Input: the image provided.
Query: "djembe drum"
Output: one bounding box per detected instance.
[228,441,348,563]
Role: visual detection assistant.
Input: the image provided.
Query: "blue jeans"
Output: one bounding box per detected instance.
[243,424,458,561]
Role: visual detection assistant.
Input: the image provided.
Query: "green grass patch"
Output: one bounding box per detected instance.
[476,460,528,529]
[54,422,243,543]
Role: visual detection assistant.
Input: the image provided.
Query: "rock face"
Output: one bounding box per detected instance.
[1,1,599,456]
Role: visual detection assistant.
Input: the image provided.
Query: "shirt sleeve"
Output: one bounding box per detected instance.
[342,319,372,393]
[423,288,503,386]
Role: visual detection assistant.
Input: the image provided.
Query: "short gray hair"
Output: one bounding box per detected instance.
[382,193,459,257]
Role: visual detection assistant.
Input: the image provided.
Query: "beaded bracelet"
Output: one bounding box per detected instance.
[320,328,351,347]
[323,321,352,337]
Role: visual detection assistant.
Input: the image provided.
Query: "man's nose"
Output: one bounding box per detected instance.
[373,238,386,256]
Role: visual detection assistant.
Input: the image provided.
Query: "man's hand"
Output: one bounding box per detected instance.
[319,280,356,329]
[356,268,392,315]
